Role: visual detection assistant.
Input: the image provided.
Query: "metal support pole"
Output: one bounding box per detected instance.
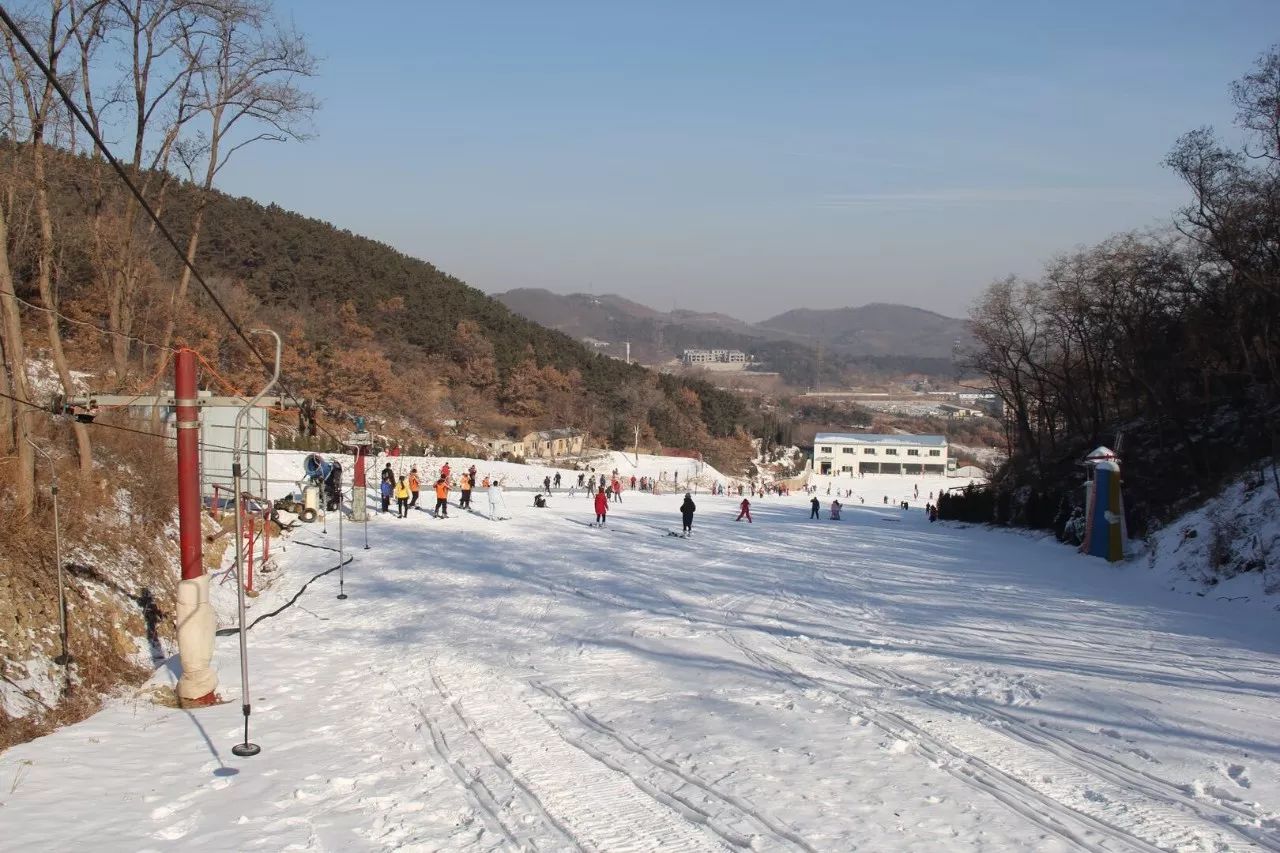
[176,352,204,583]
[230,329,280,759]
[174,349,217,706]
[27,439,71,671]
[337,479,347,600]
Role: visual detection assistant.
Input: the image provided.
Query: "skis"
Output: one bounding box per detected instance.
[667,530,691,539]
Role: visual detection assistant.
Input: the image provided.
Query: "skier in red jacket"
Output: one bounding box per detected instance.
[736,497,752,523]
[593,486,609,525]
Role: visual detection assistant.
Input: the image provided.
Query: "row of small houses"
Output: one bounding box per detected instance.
[484,428,586,461]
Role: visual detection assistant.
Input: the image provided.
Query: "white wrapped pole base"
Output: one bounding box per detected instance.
[175,574,218,703]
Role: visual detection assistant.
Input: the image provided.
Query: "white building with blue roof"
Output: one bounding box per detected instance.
[813,433,948,477]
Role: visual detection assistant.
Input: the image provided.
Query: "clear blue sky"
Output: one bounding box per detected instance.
[217,0,1279,321]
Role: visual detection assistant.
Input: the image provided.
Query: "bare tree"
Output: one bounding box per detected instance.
[1,0,103,479]
[152,0,317,376]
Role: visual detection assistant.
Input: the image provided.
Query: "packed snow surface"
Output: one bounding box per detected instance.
[2,456,1278,852]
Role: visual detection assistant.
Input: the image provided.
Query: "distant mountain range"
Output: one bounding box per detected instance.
[493,288,971,362]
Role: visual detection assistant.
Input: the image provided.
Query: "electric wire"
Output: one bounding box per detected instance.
[0,7,352,451]
[0,288,178,353]
[0,387,242,454]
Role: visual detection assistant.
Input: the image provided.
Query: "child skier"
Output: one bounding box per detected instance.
[736,497,752,523]
[394,476,410,518]
[680,492,696,535]
[379,478,392,514]
[487,479,508,520]
[433,477,450,518]
[594,486,609,525]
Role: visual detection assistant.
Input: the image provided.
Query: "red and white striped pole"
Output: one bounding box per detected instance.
[175,348,218,706]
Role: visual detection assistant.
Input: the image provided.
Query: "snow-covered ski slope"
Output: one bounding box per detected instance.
[2,457,1278,852]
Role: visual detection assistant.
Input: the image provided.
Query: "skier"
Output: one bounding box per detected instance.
[736,497,752,523]
[594,486,609,526]
[380,462,395,486]
[379,477,392,514]
[630,475,637,490]
[394,476,410,518]
[487,479,507,520]
[553,472,561,489]
[810,496,820,519]
[544,475,552,493]
[408,468,421,508]
[433,477,450,518]
[611,477,622,503]
[577,472,585,487]
[830,500,842,520]
[441,462,451,482]
[680,492,696,536]
[459,472,472,510]
[467,465,477,489]
[533,493,547,508]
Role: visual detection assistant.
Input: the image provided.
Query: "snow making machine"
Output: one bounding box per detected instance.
[275,453,343,522]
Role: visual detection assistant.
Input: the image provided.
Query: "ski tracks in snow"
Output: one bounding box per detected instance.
[711,583,1280,853]
[411,656,735,852]
[527,678,815,852]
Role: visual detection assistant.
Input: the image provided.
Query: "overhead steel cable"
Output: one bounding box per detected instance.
[0,387,242,454]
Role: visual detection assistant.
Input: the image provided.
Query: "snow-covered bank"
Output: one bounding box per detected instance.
[1139,464,1280,603]
[1,455,1277,851]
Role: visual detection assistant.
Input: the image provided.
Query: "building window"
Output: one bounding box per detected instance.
[863,448,876,455]
[841,466,853,473]
[929,449,941,457]
[885,449,897,456]
[820,446,832,454]
[842,447,854,454]
[907,449,919,456]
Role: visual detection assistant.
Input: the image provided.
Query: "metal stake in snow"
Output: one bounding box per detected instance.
[27,438,71,673]
[230,329,281,759]
[337,479,347,600]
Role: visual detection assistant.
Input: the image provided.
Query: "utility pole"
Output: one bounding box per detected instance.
[174,349,217,707]
[61,353,291,709]
[815,340,822,394]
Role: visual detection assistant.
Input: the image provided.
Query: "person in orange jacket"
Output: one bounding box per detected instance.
[407,468,421,509]
[459,472,472,510]
[433,477,450,518]
[736,497,752,523]
[593,486,609,525]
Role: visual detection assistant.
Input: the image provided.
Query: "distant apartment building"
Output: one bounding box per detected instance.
[681,349,749,366]
[813,433,948,476]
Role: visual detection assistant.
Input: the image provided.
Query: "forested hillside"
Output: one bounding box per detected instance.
[961,47,1280,541]
[7,148,755,468]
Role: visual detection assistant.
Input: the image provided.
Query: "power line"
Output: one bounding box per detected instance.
[0,288,177,353]
[0,7,351,450]
[0,387,241,454]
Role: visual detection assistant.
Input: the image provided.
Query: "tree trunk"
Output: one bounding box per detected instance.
[152,201,206,379]
[0,204,36,514]
[31,139,93,479]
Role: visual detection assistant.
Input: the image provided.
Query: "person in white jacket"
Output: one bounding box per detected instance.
[487,480,509,520]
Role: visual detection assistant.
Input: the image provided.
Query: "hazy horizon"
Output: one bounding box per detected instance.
[493,285,969,324]
[213,1,1279,321]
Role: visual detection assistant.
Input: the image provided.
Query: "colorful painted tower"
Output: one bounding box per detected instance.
[1081,447,1126,562]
